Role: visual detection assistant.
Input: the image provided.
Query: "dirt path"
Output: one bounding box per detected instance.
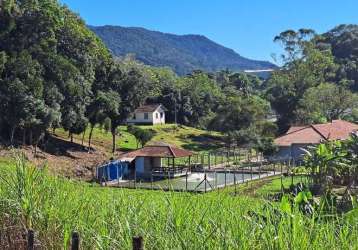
[237,176,278,197]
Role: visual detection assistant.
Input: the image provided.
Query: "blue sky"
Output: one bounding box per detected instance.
[60,0,358,63]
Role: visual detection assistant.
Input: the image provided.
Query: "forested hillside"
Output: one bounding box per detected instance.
[0,0,277,157]
[1,0,358,165]
[266,26,358,132]
[89,25,276,75]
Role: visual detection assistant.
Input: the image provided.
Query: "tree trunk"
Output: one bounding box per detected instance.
[10,126,16,145]
[34,143,37,157]
[29,129,33,146]
[88,125,94,152]
[81,128,86,146]
[111,120,117,153]
[112,129,116,153]
[22,129,26,145]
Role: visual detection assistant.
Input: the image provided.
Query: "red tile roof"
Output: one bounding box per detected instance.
[134,104,166,113]
[286,126,306,134]
[118,144,193,159]
[275,120,358,146]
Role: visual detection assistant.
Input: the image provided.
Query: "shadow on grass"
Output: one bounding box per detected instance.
[180,133,225,152]
[38,135,90,159]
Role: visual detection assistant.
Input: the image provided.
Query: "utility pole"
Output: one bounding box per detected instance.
[174,97,177,125]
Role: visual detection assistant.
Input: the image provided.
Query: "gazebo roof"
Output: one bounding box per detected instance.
[118,143,193,159]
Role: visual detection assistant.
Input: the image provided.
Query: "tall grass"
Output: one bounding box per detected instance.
[0,155,357,249]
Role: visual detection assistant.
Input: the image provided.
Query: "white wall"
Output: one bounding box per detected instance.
[135,157,162,179]
[127,112,153,124]
[127,107,165,125]
[152,108,165,124]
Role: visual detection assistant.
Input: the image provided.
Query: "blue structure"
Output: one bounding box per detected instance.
[96,160,129,182]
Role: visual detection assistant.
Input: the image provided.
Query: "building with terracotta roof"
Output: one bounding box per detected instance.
[126,104,167,125]
[96,143,193,181]
[274,120,358,161]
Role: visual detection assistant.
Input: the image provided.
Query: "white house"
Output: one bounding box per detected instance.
[127,104,166,125]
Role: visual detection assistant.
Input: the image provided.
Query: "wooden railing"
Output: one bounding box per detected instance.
[0,229,144,250]
[152,166,188,175]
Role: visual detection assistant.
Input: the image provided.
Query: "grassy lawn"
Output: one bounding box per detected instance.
[54,124,226,154]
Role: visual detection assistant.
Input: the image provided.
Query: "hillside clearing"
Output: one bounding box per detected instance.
[55,124,225,153]
[0,125,226,179]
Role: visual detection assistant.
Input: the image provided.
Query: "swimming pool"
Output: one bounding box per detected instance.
[131,170,277,192]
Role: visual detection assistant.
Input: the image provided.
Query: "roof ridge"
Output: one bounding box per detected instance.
[167,145,176,157]
[310,124,328,140]
[276,126,310,139]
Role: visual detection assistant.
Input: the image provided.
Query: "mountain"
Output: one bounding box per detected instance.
[89,25,276,75]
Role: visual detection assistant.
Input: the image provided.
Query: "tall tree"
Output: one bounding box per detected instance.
[105,60,149,153]
[266,29,337,132]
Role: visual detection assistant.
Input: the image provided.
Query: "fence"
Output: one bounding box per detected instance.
[95,147,308,193]
[99,159,299,193]
[0,229,144,250]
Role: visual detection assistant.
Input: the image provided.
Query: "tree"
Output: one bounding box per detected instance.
[266,29,337,132]
[105,60,150,153]
[0,0,111,147]
[318,24,358,92]
[296,83,358,123]
[127,125,156,148]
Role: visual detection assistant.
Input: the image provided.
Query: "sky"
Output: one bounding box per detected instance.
[60,0,358,63]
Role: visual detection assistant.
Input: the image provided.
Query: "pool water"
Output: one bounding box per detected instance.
[134,171,275,192]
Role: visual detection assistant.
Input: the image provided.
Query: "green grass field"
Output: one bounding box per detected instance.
[55,124,225,154]
[1,156,357,249]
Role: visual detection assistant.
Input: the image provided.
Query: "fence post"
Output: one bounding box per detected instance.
[224,170,227,187]
[71,231,80,250]
[241,165,244,184]
[280,162,283,193]
[185,171,188,192]
[27,229,35,250]
[204,172,207,193]
[215,171,218,190]
[250,164,253,181]
[133,236,144,250]
[151,170,153,190]
[234,171,237,195]
[214,153,217,167]
[208,153,211,170]
[259,161,261,179]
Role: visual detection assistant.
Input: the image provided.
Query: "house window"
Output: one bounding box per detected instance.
[160,112,164,118]
[156,113,159,119]
[144,113,149,120]
[133,113,136,120]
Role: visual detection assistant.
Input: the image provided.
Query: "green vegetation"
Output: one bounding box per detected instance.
[304,134,358,191]
[1,155,358,249]
[266,28,358,132]
[55,124,225,153]
[0,0,276,156]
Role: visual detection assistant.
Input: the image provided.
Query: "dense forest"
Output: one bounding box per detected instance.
[89,25,276,75]
[0,0,357,156]
[266,27,358,132]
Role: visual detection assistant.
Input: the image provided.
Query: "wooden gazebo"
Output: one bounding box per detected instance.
[117,142,193,179]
